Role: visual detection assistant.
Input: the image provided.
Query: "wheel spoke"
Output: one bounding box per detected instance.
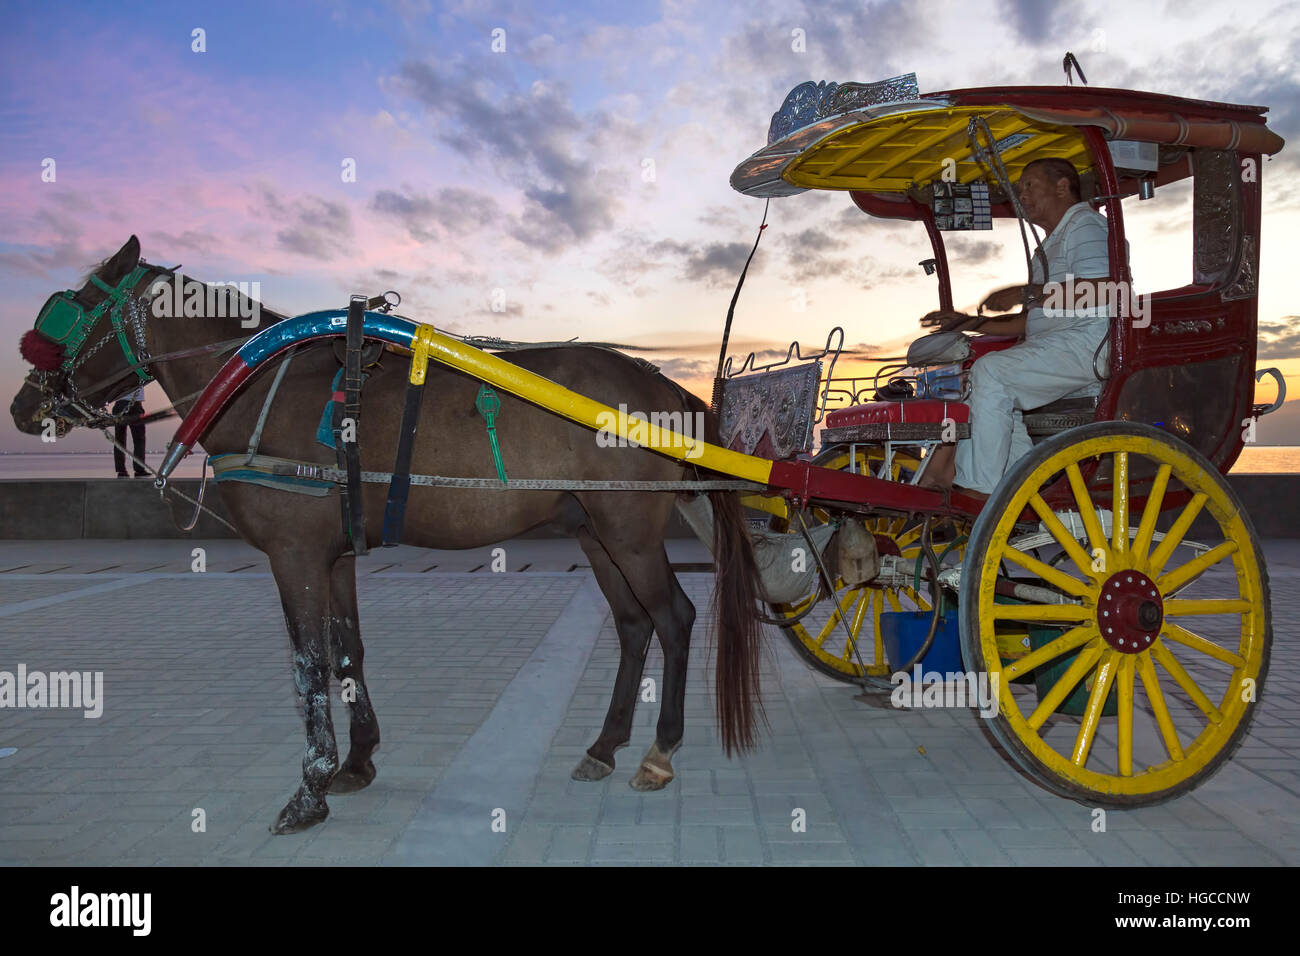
[1029,494,1097,577]
[1027,643,1103,730]
[1136,651,1185,761]
[901,587,932,611]
[1065,462,1108,559]
[1146,492,1208,578]
[871,590,885,668]
[815,589,860,649]
[1072,649,1120,766]
[1112,451,1129,559]
[1163,598,1252,617]
[845,589,871,663]
[1151,642,1223,724]
[1000,546,1093,598]
[1157,540,1239,595]
[1003,625,1097,680]
[1132,463,1172,564]
[1117,655,1136,776]
[885,588,903,612]
[992,603,1093,623]
[1161,620,1245,667]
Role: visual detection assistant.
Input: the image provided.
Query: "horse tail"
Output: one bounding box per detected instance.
[707,484,766,755]
[670,383,765,755]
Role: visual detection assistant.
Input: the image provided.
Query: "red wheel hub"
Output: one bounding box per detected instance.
[874,534,902,557]
[1098,570,1163,653]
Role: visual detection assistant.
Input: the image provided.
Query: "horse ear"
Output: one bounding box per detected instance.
[99,235,142,285]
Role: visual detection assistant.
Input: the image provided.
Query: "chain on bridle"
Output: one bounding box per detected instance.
[23,262,250,434]
[23,262,172,428]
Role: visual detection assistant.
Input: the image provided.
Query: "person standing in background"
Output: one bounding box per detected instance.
[112,385,148,477]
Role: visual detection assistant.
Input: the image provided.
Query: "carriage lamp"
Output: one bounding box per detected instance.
[1138,177,1156,200]
[918,258,937,276]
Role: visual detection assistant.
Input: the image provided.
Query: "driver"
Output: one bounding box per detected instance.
[918,157,1115,499]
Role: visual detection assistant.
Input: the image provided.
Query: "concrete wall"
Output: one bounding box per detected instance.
[0,474,1296,539]
[0,479,242,539]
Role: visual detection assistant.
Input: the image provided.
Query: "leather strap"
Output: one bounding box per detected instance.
[381,380,424,545]
[333,295,368,554]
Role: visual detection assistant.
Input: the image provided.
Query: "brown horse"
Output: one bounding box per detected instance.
[10,236,764,834]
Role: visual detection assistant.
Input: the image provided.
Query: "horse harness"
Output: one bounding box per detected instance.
[26,269,751,554]
[24,262,248,434]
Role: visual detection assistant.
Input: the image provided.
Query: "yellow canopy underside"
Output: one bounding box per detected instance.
[783,105,1093,192]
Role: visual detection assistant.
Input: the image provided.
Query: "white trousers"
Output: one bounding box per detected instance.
[955,321,1108,494]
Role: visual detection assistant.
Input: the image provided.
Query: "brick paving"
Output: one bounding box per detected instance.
[0,538,1296,866]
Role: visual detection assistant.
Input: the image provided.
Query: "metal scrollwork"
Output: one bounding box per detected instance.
[719,362,822,459]
[767,73,920,144]
[1192,149,1239,286]
[1222,233,1258,301]
[1151,319,1215,336]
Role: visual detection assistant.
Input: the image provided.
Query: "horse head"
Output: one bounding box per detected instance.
[10,235,172,437]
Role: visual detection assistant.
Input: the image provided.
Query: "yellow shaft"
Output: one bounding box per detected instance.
[421,326,776,484]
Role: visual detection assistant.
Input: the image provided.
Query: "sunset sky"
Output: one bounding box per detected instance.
[2,0,1298,455]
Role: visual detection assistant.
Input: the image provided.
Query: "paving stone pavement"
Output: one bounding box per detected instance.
[0,538,1296,866]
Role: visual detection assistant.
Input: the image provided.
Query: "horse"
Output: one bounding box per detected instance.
[10,235,765,834]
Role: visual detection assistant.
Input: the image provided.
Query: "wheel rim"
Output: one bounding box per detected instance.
[768,447,966,681]
[969,428,1269,800]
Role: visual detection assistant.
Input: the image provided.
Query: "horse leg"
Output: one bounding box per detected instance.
[570,526,655,782]
[630,560,694,792]
[581,499,697,791]
[268,554,340,834]
[326,554,381,794]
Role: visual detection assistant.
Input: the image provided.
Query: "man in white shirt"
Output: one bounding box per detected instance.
[112,385,148,477]
[920,158,1114,498]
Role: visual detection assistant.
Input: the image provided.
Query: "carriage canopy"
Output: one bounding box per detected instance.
[731,75,1286,210]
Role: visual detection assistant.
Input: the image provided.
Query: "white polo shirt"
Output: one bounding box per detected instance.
[1027,201,1112,337]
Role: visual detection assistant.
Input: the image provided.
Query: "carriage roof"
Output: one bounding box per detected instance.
[731,80,1286,213]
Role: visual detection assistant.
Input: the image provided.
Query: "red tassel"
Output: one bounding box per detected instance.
[19,330,64,371]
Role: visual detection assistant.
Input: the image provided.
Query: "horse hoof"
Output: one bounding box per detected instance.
[329,760,377,794]
[571,754,614,782]
[628,740,679,792]
[269,794,330,834]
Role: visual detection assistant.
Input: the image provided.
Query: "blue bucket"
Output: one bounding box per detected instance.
[880,609,964,675]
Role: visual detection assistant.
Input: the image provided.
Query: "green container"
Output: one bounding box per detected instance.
[1029,625,1118,717]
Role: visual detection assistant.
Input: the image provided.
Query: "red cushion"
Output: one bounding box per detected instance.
[968,335,1019,360]
[825,400,970,428]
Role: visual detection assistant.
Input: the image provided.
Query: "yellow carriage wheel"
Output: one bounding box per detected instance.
[959,422,1271,806]
[763,444,968,683]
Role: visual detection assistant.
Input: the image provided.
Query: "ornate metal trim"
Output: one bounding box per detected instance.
[719,361,822,459]
[1149,317,1226,336]
[767,73,920,145]
[1222,233,1258,301]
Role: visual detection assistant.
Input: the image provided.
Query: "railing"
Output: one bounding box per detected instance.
[724,326,844,425]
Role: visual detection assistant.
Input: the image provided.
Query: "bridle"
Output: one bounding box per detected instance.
[22,262,249,434]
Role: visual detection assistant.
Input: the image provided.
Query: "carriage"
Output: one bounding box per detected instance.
[721,73,1285,806]
[13,73,1287,825]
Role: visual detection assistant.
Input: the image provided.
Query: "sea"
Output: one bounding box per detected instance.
[1,446,1298,480]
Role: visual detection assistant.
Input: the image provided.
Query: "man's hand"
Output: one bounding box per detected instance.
[920,309,977,333]
[980,285,1030,314]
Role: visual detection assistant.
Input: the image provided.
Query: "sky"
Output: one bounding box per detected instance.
[2,0,1298,455]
